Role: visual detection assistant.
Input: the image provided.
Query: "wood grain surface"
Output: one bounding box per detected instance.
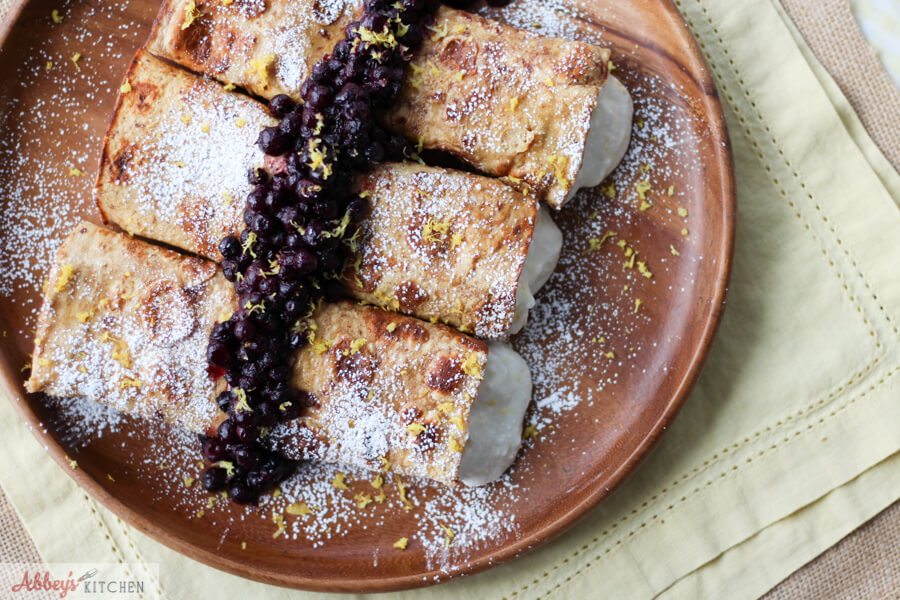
[0,0,733,592]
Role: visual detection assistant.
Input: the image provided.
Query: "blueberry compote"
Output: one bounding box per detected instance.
[202,0,442,504]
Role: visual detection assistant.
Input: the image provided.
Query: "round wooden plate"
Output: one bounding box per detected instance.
[0,0,733,593]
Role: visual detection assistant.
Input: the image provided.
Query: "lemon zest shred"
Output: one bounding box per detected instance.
[357,25,398,48]
[331,472,349,490]
[286,502,312,516]
[248,54,275,88]
[461,352,483,380]
[396,477,412,510]
[233,388,253,412]
[406,423,425,435]
[241,231,258,258]
[637,261,653,279]
[181,0,200,30]
[54,264,75,292]
[120,377,142,389]
[635,179,652,200]
[354,493,373,509]
[422,219,452,243]
[272,514,286,539]
[440,524,455,548]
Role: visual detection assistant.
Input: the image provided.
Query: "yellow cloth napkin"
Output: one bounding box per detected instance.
[1,0,898,597]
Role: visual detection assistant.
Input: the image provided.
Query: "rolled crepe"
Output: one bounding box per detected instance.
[147,2,633,208]
[96,51,559,339]
[27,223,533,486]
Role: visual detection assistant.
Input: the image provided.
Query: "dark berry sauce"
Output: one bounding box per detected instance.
[202,0,443,504]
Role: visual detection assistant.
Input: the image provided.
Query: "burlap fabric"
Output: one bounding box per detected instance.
[781,0,900,171]
[0,0,896,597]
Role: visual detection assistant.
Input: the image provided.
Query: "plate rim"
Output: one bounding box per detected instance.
[0,0,736,592]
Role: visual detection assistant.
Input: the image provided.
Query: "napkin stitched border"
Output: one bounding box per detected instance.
[503,0,899,596]
[9,1,897,598]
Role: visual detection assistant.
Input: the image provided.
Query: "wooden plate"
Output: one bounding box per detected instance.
[0,0,733,593]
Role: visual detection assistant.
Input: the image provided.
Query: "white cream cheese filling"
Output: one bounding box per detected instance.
[510,205,563,335]
[459,342,533,487]
[563,76,634,205]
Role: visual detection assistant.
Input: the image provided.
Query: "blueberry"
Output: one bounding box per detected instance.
[216,391,234,412]
[217,419,239,444]
[201,436,229,462]
[219,235,242,259]
[269,94,296,118]
[202,467,229,492]
[228,478,258,504]
[256,126,291,155]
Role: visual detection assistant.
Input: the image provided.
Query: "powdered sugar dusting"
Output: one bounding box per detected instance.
[0,0,146,316]
[3,0,709,581]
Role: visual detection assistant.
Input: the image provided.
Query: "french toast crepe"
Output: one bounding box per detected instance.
[147,0,357,101]
[27,224,533,486]
[147,2,633,208]
[97,51,558,339]
[26,222,232,434]
[95,51,271,260]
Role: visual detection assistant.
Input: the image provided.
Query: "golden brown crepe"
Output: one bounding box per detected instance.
[95,50,273,260]
[27,223,489,485]
[147,0,357,101]
[347,162,535,338]
[96,52,538,339]
[25,221,232,434]
[147,2,612,207]
[385,7,611,209]
[284,297,486,484]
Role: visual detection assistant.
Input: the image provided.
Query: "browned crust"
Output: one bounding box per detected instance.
[147,1,610,207]
[28,225,488,484]
[95,53,537,339]
[383,7,611,208]
[147,0,360,99]
[94,50,149,225]
[291,302,487,484]
[95,51,273,259]
[27,222,230,435]
[347,162,537,338]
